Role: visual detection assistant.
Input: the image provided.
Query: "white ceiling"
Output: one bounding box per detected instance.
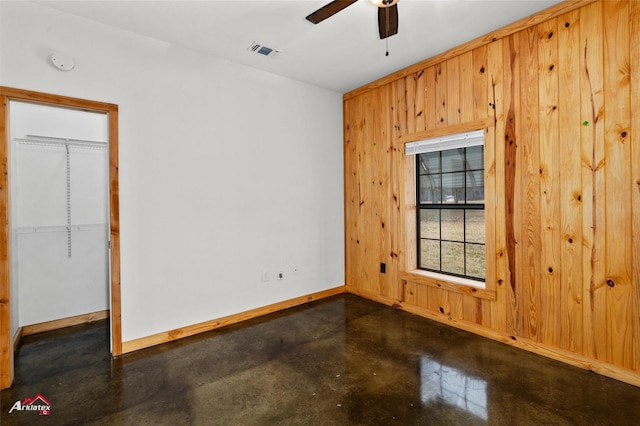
[35,0,562,93]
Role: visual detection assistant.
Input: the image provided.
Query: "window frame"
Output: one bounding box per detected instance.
[415,143,486,282]
[398,120,497,301]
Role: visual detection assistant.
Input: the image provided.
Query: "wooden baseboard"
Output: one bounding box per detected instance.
[122,286,346,354]
[347,286,640,388]
[21,310,110,337]
[12,327,22,352]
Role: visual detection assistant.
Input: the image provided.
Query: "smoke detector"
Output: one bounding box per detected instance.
[50,52,75,71]
[247,42,281,58]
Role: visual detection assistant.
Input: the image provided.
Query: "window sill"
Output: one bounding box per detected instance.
[399,269,496,301]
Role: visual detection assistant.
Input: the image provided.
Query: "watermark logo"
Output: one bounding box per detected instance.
[8,394,51,416]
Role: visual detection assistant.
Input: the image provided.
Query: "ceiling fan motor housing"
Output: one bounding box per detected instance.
[307,0,399,40]
[370,0,399,7]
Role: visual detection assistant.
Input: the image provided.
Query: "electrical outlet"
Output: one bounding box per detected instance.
[277,271,284,281]
[262,270,270,282]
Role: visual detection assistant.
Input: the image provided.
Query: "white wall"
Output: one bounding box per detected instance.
[0,1,344,342]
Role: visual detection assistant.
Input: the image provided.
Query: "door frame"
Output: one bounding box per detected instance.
[0,87,122,389]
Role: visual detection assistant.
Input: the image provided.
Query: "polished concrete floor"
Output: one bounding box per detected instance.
[2,294,640,425]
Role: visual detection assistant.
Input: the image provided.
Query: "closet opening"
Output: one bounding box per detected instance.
[0,87,121,389]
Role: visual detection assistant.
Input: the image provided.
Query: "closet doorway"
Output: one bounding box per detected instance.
[0,87,122,389]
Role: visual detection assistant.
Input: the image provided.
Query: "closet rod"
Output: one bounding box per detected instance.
[15,223,107,234]
[23,133,107,147]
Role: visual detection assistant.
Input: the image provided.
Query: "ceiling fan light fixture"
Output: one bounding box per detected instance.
[369,0,399,8]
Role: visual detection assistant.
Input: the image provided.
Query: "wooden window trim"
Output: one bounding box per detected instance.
[399,118,497,301]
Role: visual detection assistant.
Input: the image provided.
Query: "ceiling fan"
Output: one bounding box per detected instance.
[306,0,399,40]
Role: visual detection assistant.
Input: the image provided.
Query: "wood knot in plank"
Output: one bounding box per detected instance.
[606,279,615,288]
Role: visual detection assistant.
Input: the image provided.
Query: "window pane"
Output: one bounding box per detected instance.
[441,209,464,242]
[419,174,441,204]
[415,140,485,283]
[419,209,440,239]
[466,170,484,203]
[418,152,440,174]
[466,145,484,170]
[441,241,465,275]
[442,172,464,203]
[466,244,485,279]
[420,239,440,270]
[465,210,484,244]
[442,148,465,173]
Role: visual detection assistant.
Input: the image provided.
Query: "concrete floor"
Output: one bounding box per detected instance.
[2,294,639,425]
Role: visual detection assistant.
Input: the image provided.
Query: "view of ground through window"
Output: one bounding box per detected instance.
[419,209,485,280]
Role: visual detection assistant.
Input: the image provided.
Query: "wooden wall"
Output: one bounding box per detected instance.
[343,0,640,386]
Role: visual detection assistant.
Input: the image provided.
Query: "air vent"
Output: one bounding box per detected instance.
[247,42,281,58]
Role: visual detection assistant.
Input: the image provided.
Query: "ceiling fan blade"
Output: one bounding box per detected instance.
[306,0,359,24]
[378,4,398,39]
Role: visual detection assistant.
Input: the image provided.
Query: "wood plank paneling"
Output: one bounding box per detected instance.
[459,51,475,123]
[414,69,426,133]
[393,78,407,137]
[630,0,640,373]
[405,71,417,135]
[446,56,461,126]
[344,87,394,298]
[434,62,448,128]
[450,292,464,320]
[602,0,632,368]
[538,18,561,347]
[462,294,481,324]
[504,34,519,336]
[344,0,640,387]
[517,25,541,343]
[579,0,605,362]
[557,9,583,354]
[488,38,507,333]
[344,1,598,100]
[424,66,437,131]
[472,45,489,121]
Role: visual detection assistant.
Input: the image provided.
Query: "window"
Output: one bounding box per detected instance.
[407,130,485,282]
